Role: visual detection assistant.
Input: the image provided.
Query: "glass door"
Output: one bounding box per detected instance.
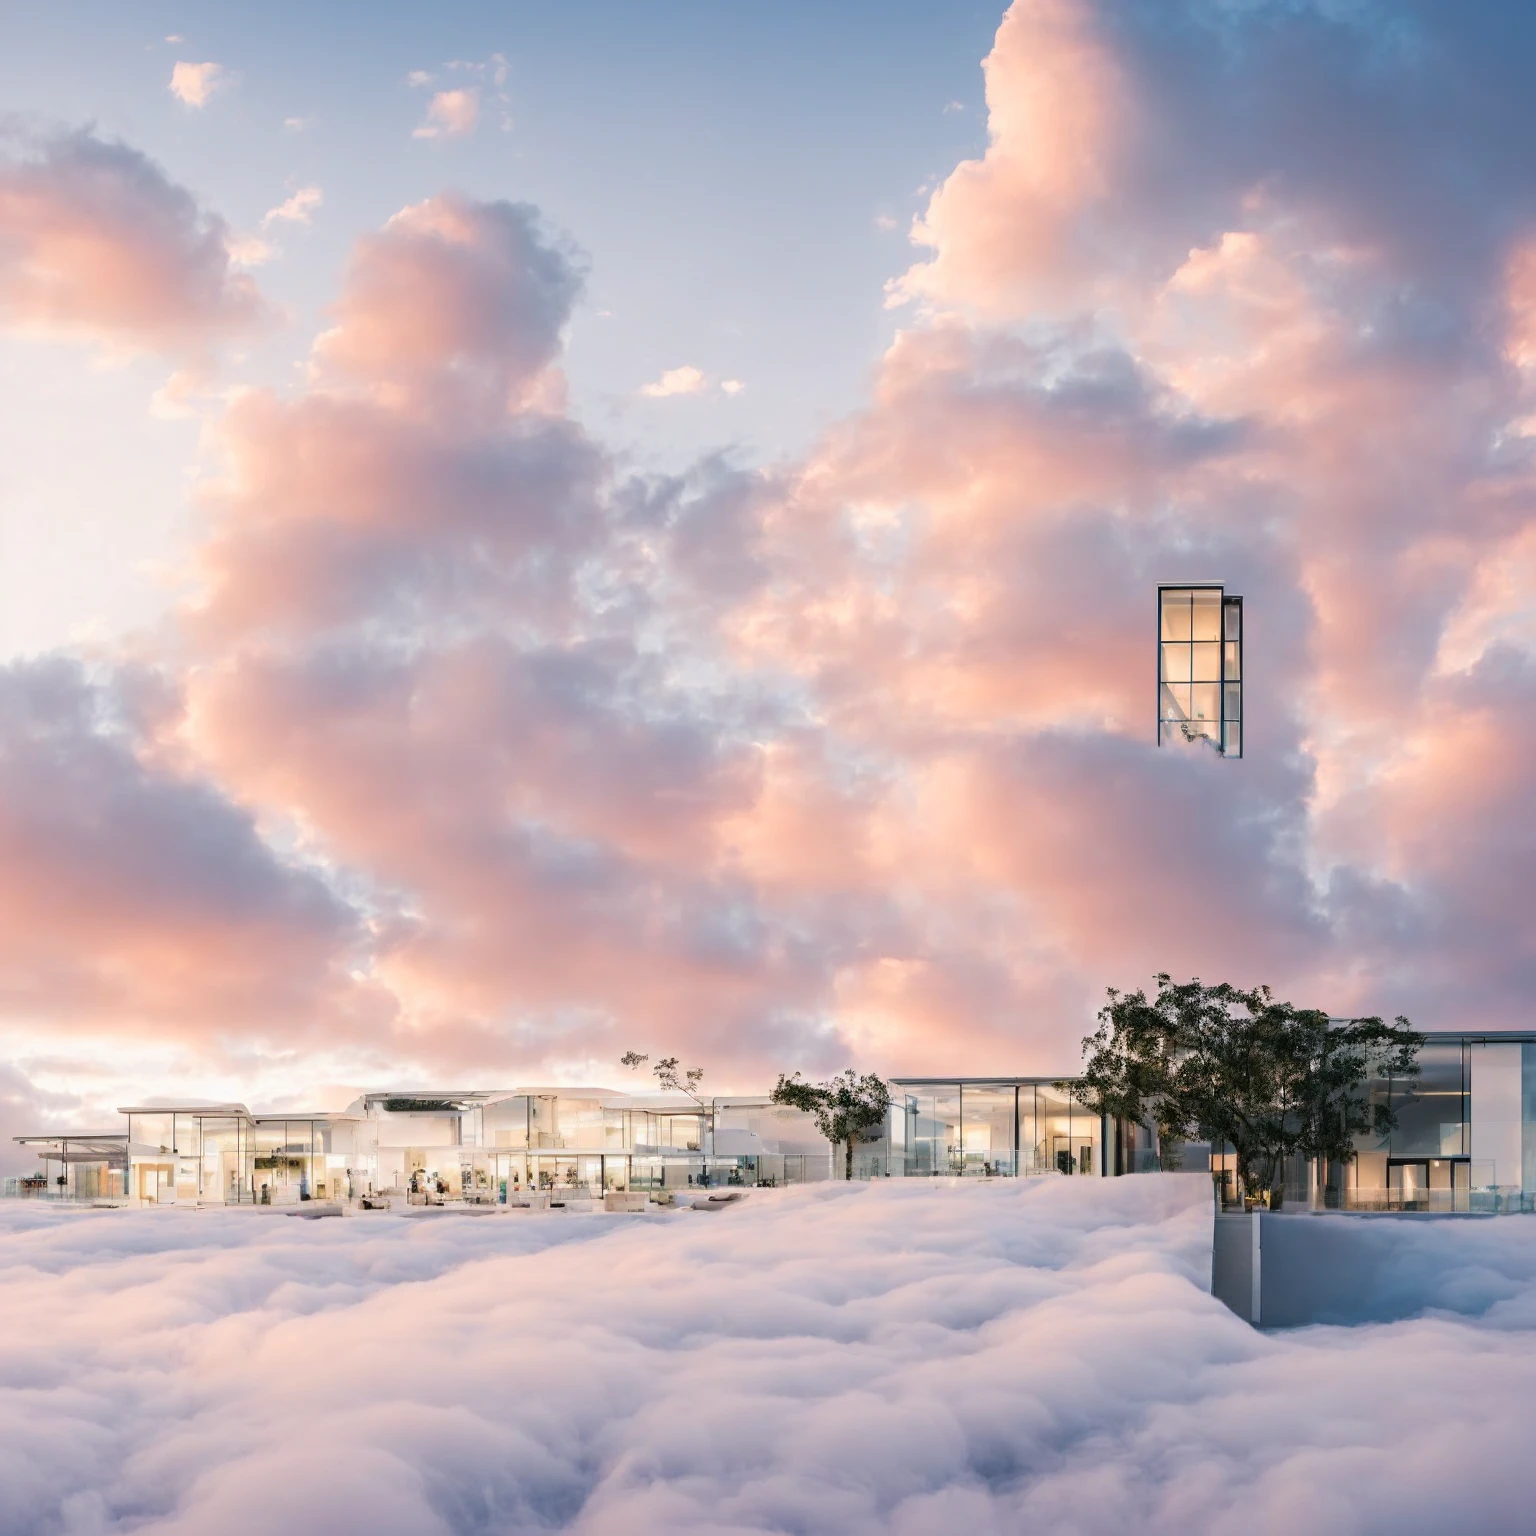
[1388,1160,1430,1208]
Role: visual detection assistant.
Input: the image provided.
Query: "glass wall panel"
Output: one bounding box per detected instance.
[935,1087,961,1175]
[485,1096,530,1148]
[1072,1101,1101,1177]
[1388,1043,1466,1156]
[1524,1043,1536,1200]
[660,1114,704,1151]
[1160,683,1191,721]
[131,1113,174,1154]
[1191,589,1221,640]
[252,1120,319,1200]
[903,1088,961,1175]
[1161,643,1191,683]
[1190,642,1221,681]
[529,1096,561,1148]
[1470,1042,1523,1194]
[1160,589,1191,641]
[1034,1086,1078,1174]
[556,1097,607,1149]
[1189,683,1219,723]
[901,1095,928,1175]
[959,1085,1016,1176]
[1017,1086,1038,1174]
[199,1117,245,1203]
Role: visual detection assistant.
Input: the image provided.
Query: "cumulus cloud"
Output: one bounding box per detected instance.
[168,60,228,108]
[0,657,379,1040]
[413,88,480,140]
[2,1179,1535,1535]
[12,0,1536,1097]
[0,127,264,354]
[306,192,582,413]
[893,0,1536,320]
[0,1063,85,1177]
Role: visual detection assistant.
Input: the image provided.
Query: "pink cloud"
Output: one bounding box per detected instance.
[13,3,1536,1100]
[168,60,228,108]
[0,658,381,1042]
[311,192,581,412]
[413,87,481,139]
[0,129,264,354]
[891,0,1135,315]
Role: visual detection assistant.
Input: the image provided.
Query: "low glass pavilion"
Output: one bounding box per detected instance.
[885,1080,1117,1178]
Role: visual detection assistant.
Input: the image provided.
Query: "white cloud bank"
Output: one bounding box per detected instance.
[1,1178,1534,1534]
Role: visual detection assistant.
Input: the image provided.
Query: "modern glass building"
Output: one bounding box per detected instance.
[883,1079,1147,1179]
[1196,1032,1536,1213]
[1158,583,1243,756]
[12,1033,1535,1210]
[10,1089,837,1205]
[1337,1032,1535,1212]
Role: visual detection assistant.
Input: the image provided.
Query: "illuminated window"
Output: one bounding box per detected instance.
[1159,585,1242,757]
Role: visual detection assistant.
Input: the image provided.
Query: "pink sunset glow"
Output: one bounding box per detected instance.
[3,0,1536,1135]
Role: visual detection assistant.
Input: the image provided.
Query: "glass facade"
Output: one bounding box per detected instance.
[1335,1035,1536,1212]
[15,1040,1536,1209]
[894,1081,1102,1178]
[1159,584,1242,757]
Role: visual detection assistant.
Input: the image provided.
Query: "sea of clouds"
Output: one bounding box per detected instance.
[2,1177,1535,1535]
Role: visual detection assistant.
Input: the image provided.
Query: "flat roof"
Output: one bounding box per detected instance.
[14,1132,127,1144]
[250,1111,360,1122]
[889,1077,1081,1086]
[117,1103,251,1117]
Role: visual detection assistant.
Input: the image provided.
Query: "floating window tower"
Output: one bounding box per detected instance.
[1157,584,1242,757]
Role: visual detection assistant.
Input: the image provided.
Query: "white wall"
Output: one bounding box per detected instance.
[1469,1042,1523,1189]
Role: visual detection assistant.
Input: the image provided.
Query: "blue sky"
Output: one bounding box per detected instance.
[4,0,1536,1131]
[0,2,1003,655]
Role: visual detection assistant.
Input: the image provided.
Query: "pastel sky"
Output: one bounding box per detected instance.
[3,0,1535,1147]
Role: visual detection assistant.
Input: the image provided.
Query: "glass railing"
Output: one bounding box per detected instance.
[1213,1163,1534,1215]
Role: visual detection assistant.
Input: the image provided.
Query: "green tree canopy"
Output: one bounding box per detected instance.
[1064,976,1422,1204]
[770,1069,892,1180]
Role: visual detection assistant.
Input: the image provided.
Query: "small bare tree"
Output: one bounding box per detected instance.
[620,1052,715,1165]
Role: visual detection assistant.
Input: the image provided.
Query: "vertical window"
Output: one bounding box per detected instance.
[1159,585,1242,756]
[1222,597,1243,758]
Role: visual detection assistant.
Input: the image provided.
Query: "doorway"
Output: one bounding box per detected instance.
[137,1163,174,1203]
[1388,1158,1467,1210]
